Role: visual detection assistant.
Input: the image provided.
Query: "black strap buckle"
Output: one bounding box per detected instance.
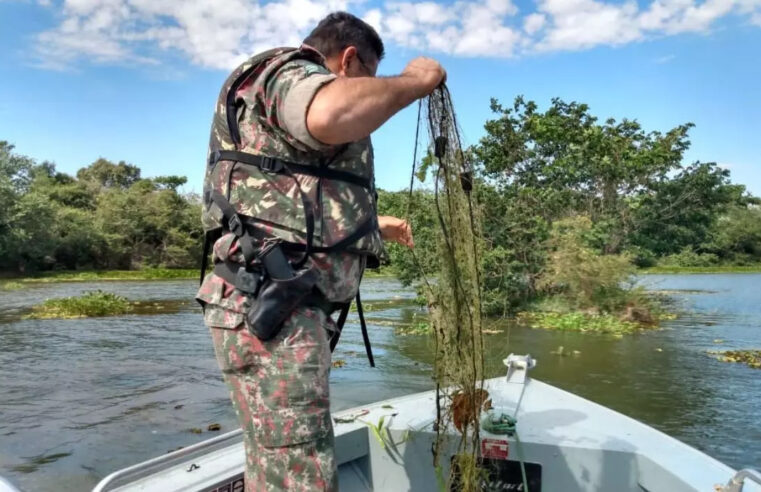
[208,149,221,166]
[235,268,260,294]
[259,157,283,173]
[227,214,244,237]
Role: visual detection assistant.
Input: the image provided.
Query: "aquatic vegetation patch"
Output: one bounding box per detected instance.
[17,268,197,283]
[708,350,761,369]
[394,321,432,336]
[362,266,395,278]
[350,297,419,313]
[24,290,133,319]
[0,281,24,290]
[519,312,645,334]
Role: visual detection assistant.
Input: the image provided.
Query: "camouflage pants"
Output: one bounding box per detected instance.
[209,305,338,492]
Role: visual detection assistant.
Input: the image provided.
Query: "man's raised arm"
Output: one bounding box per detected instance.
[307,57,446,145]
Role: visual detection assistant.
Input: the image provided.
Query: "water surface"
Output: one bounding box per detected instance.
[0,274,759,490]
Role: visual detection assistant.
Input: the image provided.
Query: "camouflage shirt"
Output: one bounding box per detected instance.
[197,46,386,328]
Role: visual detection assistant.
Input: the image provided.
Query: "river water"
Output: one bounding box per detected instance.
[0,274,759,490]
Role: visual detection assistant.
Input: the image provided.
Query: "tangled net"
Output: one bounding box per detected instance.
[408,85,486,491]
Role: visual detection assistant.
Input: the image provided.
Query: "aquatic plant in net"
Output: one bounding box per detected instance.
[409,85,486,491]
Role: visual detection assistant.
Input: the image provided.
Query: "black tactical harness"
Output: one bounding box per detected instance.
[200,50,378,366]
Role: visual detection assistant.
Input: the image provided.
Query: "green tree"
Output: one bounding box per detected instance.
[709,205,761,263]
[631,162,746,257]
[473,97,694,254]
[77,158,141,189]
[153,175,188,191]
[0,143,203,272]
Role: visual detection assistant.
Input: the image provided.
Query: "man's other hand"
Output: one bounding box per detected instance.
[378,215,414,249]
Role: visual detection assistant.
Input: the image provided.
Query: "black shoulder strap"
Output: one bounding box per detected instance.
[356,291,375,367]
[209,150,372,190]
[328,292,375,368]
[279,162,314,269]
[199,231,213,285]
[227,47,295,147]
[209,191,258,266]
[330,304,350,353]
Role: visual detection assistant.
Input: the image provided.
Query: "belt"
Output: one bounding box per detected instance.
[213,261,347,315]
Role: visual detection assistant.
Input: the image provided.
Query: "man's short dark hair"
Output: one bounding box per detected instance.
[303,12,384,63]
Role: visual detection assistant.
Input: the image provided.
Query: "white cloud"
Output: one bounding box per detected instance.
[532,0,761,53]
[362,8,383,33]
[535,0,642,52]
[523,13,547,35]
[28,0,761,70]
[378,0,521,56]
[638,0,734,34]
[34,0,352,70]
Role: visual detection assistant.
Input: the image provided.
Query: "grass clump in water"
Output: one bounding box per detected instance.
[518,311,643,334]
[708,349,761,369]
[394,321,431,336]
[22,268,197,283]
[25,290,133,319]
[1,281,24,290]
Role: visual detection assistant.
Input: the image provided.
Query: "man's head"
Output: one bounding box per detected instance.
[303,12,384,78]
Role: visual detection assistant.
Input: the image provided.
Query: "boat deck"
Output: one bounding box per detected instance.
[90,357,761,492]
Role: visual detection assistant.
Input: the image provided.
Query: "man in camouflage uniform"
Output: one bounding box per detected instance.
[196,11,445,492]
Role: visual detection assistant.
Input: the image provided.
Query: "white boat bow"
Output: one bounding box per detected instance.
[8,354,755,492]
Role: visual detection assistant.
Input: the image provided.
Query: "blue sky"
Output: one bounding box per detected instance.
[1,0,760,195]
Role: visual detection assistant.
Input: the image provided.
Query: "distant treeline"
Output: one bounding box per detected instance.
[0,143,202,272]
[2,96,759,316]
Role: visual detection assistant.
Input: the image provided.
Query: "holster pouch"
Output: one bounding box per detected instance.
[244,243,319,341]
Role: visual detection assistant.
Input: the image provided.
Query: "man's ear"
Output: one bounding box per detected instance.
[340,46,358,74]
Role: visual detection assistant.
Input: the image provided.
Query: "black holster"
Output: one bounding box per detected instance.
[243,244,318,341]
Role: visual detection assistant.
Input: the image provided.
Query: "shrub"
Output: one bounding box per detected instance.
[660,246,719,267]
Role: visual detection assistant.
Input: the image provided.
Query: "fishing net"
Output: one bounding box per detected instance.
[407,85,487,491]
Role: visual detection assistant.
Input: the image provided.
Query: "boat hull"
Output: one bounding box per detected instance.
[92,373,761,492]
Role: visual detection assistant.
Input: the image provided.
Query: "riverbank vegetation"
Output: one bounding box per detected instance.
[642,265,761,274]
[2,96,759,328]
[11,269,198,283]
[25,290,132,319]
